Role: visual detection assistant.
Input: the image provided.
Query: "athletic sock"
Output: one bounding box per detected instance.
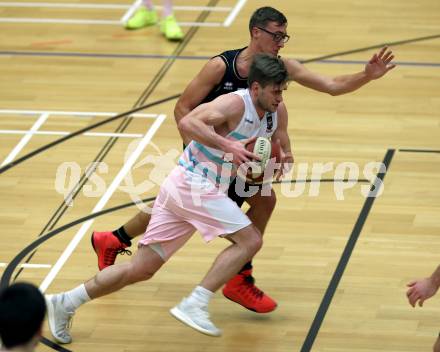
[161,0,173,17]
[186,285,214,307]
[238,261,253,274]
[63,284,91,312]
[142,0,154,11]
[112,226,132,246]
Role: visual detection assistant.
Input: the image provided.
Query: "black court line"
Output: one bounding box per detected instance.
[0,51,212,60]
[301,34,440,63]
[273,178,369,185]
[399,148,440,154]
[2,51,440,68]
[318,59,440,68]
[1,32,440,66]
[300,149,395,352]
[40,337,72,352]
[0,197,156,289]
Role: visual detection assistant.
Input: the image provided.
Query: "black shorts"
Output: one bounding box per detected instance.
[227,177,266,207]
[228,177,246,207]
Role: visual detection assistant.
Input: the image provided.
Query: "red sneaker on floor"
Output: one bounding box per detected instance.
[222,269,277,313]
[91,231,132,271]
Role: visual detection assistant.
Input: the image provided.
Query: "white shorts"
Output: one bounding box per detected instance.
[138,166,251,261]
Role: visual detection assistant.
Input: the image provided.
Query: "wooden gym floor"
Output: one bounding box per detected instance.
[0,0,439,351]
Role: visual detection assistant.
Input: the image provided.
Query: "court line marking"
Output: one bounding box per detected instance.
[0,2,232,11]
[0,18,122,24]
[120,0,141,24]
[0,109,157,118]
[1,51,439,68]
[0,0,240,26]
[0,17,222,26]
[1,112,49,166]
[39,113,166,293]
[0,95,179,175]
[177,21,221,27]
[0,129,144,138]
[223,0,246,27]
[399,148,440,154]
[120,0,232,23]
[0,263,51,268]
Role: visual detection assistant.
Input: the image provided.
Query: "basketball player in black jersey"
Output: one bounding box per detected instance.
[91,7,396,313]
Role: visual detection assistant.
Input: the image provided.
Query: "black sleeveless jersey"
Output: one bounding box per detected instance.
[200,47,249,104]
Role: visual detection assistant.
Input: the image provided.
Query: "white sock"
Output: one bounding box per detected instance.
[142,0,154,11]
[186,285,214,307]
[63,284,91,312]
[161,0,173,17]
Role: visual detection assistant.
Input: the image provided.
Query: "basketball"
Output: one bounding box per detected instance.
[238,137,282,185]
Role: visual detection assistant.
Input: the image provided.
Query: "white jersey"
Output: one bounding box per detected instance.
[178,89,278,186]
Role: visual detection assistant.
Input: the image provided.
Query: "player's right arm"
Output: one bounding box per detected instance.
[174,57,227,145]
[271,102,294,179]
[177,94,258,165]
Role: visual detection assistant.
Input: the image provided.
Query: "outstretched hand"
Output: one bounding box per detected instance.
[365,46,396,80]
[406,277,439,307]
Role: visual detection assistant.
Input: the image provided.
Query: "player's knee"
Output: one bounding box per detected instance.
[232,226,262,257]
[246,229,263,257]
[127,263,156,283]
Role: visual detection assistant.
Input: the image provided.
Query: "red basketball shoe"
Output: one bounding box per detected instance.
[91,231,132,270]
[222,269,277,313]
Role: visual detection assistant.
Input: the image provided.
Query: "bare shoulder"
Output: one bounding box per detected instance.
[213,92,245,117]
[209,55,228,68]
[281,57,303,78]
[281,57,302,68]
[201,56,227,80]
[178,56,227,107]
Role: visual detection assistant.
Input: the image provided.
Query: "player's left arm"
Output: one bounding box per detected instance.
[285,47,396,96]
[271,102,293,178]
[406,265,440,307]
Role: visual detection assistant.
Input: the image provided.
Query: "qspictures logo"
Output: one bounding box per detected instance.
[54,141,386,211]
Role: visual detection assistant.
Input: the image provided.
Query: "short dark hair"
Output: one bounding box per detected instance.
[0,282,46,348]
[248,54,289,88]
[249,7,287,33]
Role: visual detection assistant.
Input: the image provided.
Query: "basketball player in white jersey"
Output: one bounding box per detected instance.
[45,54,292,342]
[91,6,396,315]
